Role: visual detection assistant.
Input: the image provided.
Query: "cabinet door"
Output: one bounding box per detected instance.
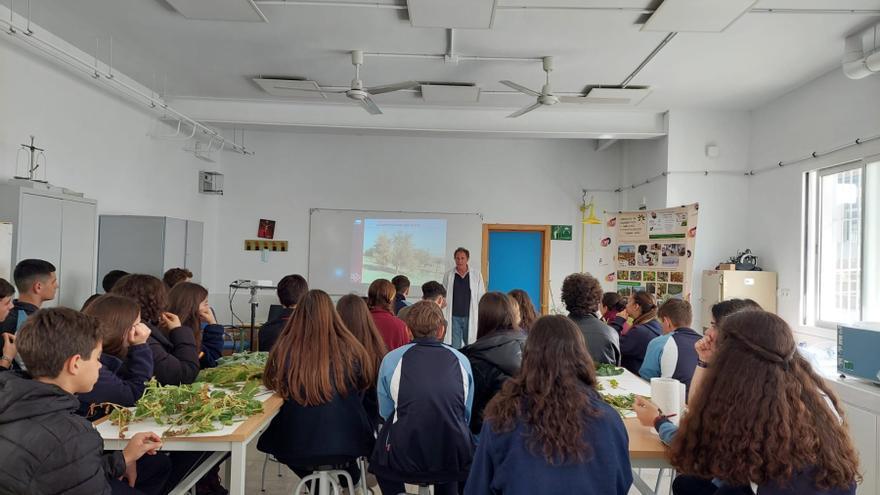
[185,220,204,283]
[162,218,187,273]
[60,201,97,308]
[18,194,63,307]
[841,402,878,495]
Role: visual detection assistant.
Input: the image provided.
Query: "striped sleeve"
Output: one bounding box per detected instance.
[377,344,414,421]
[450,348,475,423]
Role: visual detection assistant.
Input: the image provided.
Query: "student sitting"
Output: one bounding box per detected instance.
[391,275,411,314]
[336,294,388,431]
[464,315,632,495]
[600,292,626,323]
[258,274,307,352]
[78,295,154,420]
[562,273,621,366]
[167,282,225,369]
[102,270,130,293]
[614,291,661,374]
[112,274,199,385]
[396,280,446,321]
[371,301,475,495]
[0,278,16,371]
[0,259,58,334]
[162,267,192,289]
[461,292,526,435]
[0,307,169,495]
[507,289,538,332]
[258,290,375,491]
[639,298,701,396]
[367,279,411,351]
[662,311,859,495]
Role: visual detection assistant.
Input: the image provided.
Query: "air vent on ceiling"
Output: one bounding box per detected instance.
[253,77,326,98]
[406,0,497,29]
[420,83,481,103]
[585,87,652,106]
[641,0,756,33]
[165,0,268,22]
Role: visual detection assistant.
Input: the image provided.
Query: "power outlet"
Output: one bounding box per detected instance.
[778,288,791,298]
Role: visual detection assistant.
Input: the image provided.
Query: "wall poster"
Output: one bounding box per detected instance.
[600,204,699,303]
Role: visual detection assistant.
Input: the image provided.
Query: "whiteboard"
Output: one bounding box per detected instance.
[308,209,483,297]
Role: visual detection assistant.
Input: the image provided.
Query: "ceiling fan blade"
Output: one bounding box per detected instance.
[366,81,420,95]
[558,95,631,105]
[507,102,543,118]
[499,80,541,97]
[360,96,383,115]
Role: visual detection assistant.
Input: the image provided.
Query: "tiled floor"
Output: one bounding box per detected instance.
[222,442,671,495]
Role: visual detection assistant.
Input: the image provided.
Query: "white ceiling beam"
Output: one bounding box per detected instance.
[170,97,668,139]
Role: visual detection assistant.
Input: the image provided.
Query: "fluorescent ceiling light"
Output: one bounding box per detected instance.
[165,0,268,22]
[406,0,497,29]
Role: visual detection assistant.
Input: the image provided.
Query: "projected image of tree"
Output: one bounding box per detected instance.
[362,219,447,287]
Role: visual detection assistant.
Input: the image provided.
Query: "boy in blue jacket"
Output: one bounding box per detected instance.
[639,298,701,397]
[370,301,475,495]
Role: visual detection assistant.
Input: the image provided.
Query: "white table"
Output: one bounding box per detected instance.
[599,369,674,495]
[96,392,282,495]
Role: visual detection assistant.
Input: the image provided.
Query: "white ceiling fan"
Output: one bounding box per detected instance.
[500,56,630,118]
[317,50,420,115]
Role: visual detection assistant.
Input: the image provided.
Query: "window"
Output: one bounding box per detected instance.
[805,157,879,328]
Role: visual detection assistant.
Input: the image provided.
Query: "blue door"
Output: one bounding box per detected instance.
[487,231,543,312]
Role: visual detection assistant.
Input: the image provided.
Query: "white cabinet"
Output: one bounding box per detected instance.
[97,215,204,288]
[828,376,880,495]
[0,182,98,309]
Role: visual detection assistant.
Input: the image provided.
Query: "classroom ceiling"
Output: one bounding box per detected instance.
[15,0,880,115]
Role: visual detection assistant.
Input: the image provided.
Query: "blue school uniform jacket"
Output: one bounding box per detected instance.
[76,343,154,420]
[464,392,633,495]
[639,327,701,396]
[618,318,662,375]
[370,337,475,484]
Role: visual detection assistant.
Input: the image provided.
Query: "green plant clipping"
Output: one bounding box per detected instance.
[551,225,573,241]
[601,393,636,417]
[595,363,625,376]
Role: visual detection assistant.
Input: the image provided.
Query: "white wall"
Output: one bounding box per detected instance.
[747,69,880,338]
[666,110,752,329]
[620,137,669,211]
[213,130,623,322]
[0,38,222,298]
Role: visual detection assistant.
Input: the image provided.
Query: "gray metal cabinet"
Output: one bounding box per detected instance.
[97,215,204,290]
[0,182,98,308]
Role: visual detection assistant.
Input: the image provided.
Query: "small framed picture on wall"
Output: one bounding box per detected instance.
[258,219,276,239]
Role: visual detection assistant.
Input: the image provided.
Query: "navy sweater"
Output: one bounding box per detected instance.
[617,318,662,375]
[464,393,632,495]
[76,343,154,420]
[199,323,225,369]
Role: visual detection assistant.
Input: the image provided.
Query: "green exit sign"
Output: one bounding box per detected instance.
[551,225,573,241]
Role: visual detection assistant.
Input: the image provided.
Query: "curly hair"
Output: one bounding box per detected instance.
[111,274,168,325]
[484,315,599,464]
[561,273,603,318]
[669,310,860,489]
[508,289,538,331]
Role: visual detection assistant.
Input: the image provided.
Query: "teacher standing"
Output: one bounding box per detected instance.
[443,247,485,348]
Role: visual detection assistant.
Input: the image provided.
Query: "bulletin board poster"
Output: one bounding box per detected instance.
[599,204,699,303]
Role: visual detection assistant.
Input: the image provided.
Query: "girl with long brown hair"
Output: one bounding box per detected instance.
[77,294,154,420]
[336,293,387,430]
[367,278,410,351]
[167,282,225,369]
[257,290,376,489]
[507,289,537,331]
[465,315,632,494]
[462,292,527,435]
[111,274,199,385]
[663,310,859,495]
[614,290,661,374]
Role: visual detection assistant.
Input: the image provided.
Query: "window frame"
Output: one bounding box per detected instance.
[805,159,868,330]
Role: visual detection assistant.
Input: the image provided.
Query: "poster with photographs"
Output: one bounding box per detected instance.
[601,204,699,303]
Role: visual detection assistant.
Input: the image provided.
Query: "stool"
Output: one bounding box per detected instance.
[294,468,355,495]
[260,453,284,492]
